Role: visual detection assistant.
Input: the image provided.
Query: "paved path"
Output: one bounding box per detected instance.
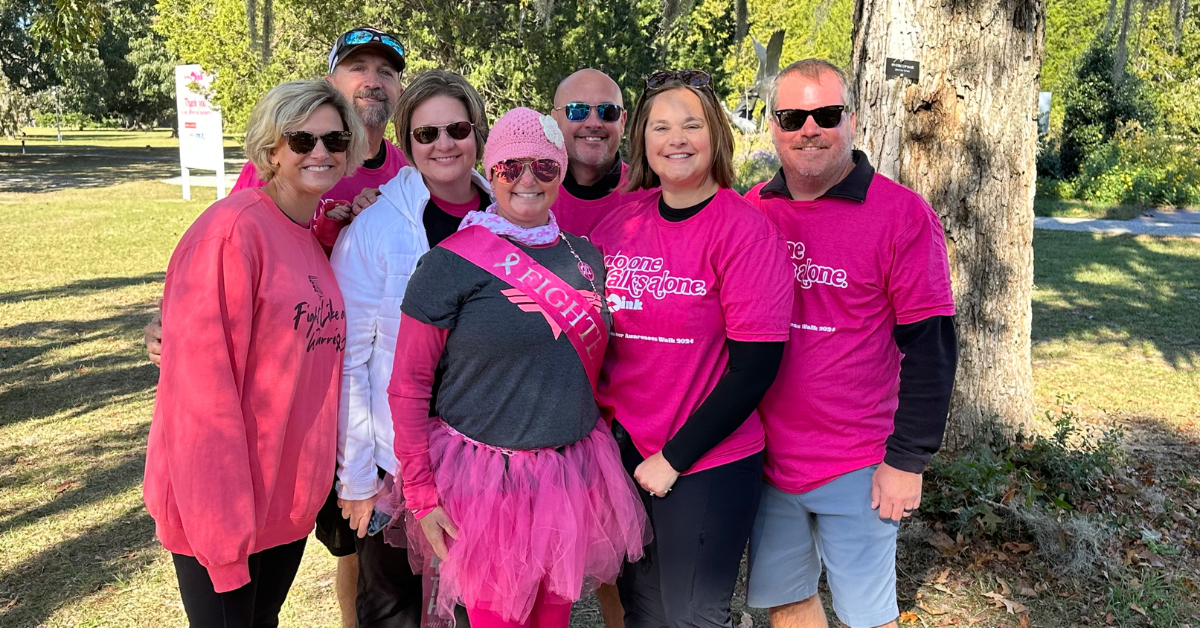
[1034,216,1200,238]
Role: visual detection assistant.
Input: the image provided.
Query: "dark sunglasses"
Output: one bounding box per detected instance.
[773,106,847,131]
[282,130,353,154]
[492,158,562,184]
[645,70,712,91]
[556,102,623,123]
[341,29,406,61]
[411,121,475,145]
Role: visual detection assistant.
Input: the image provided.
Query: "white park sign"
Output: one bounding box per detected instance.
[174,64,226,200]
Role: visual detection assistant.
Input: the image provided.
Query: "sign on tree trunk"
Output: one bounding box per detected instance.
[851,0,1045,446]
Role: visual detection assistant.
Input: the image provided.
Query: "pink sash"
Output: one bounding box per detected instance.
[438,225,607,391]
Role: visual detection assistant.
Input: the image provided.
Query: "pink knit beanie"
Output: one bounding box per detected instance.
[482,107,568,178]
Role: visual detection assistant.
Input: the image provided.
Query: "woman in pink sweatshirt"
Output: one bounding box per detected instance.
[143,80,368,627]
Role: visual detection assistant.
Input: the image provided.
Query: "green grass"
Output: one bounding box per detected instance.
[2,160,1199,625]
[1032,230,1200,426]
[0,127,242,150]
[1034,197,1148,220]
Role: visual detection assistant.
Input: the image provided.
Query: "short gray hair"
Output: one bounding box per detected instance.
[244,80,368,181]
[768,59,855,112]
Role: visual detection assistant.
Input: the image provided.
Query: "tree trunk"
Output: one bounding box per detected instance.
[851,0,1044,448]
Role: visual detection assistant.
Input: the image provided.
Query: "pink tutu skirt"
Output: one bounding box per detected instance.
[391,419,650,624]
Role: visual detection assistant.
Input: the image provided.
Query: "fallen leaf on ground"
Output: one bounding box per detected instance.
[1002,541,1034,554]
[982,592,1028,614]
[933,567,951,584]
[997,577,1012,597]
[928,531,959,555]
[737,612,752,628]
[1129,603,1147,616]
[54,480,79,494]
[899,610,919,624]
[1017,615,1030,628]
[967,617,984,625]
[2,597,17,611]
[933,584,956,595]
[917,602,947,616]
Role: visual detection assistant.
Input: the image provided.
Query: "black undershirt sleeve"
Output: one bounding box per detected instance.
[660,340,785,472]
[884,315,958,473]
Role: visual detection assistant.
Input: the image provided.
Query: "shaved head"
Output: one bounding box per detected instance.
[551,69,627,180]
[554,69,623,108]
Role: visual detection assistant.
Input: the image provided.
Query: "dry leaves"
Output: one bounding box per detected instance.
[899,610,919,624]
[916,602,947,616]
[982,591,1029,614]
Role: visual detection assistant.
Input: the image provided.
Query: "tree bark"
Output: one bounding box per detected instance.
[851,0,1044,447]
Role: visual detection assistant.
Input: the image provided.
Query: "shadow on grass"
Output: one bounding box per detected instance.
[1033,230,1200,368]
[1034,198,1148,221]
[0,300,159,429]
[0,423,150,535]
[0,273,164,305]
[0,153,181,193]
[0,505,160,628]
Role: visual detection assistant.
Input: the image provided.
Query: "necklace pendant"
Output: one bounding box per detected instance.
[578,261,594,281]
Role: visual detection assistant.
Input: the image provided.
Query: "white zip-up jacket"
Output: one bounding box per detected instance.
[329,166,491,500]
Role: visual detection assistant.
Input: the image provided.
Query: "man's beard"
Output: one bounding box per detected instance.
[569,137,617,168]
[785,139,852,178]
[354,88,392,128]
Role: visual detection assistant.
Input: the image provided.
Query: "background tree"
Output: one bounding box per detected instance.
[851,0,1045,445]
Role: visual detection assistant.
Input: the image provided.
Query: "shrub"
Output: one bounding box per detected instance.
[732,132,780,193]
[1059,36,1156,177]
[925,396,1124,535]
[1068,121,1200,207]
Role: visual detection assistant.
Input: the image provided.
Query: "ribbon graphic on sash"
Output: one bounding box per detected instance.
[438,225,607,391]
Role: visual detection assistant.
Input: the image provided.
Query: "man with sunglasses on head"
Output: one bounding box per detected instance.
[145,26,411,628]
[549,69,652,237]
[742,59,958,628]
[229,26,409,253]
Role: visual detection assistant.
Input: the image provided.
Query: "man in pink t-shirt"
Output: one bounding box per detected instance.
[549,69,652,237]
[742,60,958,628]
[230,27,410,253]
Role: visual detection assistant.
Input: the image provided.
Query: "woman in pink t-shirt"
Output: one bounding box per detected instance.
[589,70,794,628]
[145,80,365,625]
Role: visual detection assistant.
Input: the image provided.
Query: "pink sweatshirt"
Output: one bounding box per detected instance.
[144,188,347,592]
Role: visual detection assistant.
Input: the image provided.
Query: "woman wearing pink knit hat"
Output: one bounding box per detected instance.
[386,106,650,628]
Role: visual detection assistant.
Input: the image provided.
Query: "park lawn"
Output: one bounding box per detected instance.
[1033,197,1148,221]
[0,178,1197,626]
[0,128,242,150]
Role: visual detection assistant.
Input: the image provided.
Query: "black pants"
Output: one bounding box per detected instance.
[615,426,764,628]
[353,529,424,628]
[172,537,307,628]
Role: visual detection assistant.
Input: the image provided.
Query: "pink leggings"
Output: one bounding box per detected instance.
[465,585,572,628]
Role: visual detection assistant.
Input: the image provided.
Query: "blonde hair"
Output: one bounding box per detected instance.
[625,81,735,192]
[392,70,489,163]
[244,80,368,181]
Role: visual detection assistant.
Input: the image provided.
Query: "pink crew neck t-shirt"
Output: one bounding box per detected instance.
[745,171,956,494]
[552,162,655,238]
[589,188,793,474]
[232,139,409,251]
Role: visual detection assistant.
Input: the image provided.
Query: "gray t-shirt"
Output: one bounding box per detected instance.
[400,233,610,450]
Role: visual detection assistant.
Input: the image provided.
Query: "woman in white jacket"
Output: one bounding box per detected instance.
[327,69,491,626]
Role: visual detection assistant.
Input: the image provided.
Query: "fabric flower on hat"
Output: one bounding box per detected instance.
[539,115,565,149]
[483,107,569,177]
